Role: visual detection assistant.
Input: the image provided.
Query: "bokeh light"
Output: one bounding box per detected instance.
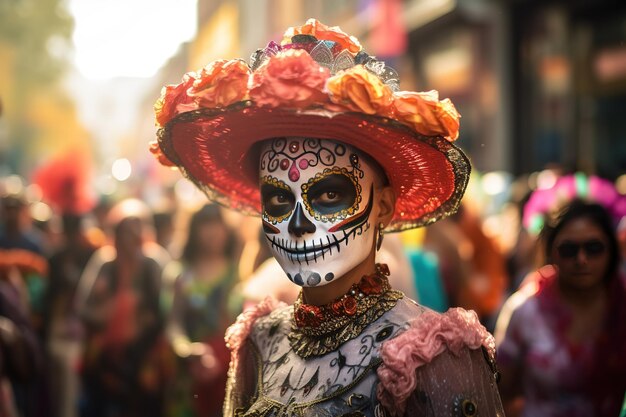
[111,158,132,181]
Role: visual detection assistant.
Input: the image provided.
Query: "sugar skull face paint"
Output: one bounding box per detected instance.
[259,137,378,287]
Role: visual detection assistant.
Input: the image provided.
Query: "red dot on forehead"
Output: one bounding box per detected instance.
[289,141,299,153]
[280,159,290,170]
[298,159,309,169]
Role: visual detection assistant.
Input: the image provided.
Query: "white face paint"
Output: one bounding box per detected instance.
[259,137,379,287]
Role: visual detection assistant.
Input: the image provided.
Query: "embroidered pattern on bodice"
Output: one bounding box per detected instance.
[241,297,425,417]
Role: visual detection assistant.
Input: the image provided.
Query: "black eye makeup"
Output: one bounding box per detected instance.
[301,168,361,222]
[260,177,295,223]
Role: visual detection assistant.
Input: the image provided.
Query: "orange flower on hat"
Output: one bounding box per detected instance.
[154,72,198,127]
[327,65,393,115]
[188,59,251,108]
[282,18,362,53]
[250,49,330,108]
[392,91,461,141]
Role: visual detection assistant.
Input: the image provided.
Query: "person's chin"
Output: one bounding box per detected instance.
[568,273,603,288]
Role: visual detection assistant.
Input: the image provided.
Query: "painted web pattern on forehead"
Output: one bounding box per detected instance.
[260,138,347,182]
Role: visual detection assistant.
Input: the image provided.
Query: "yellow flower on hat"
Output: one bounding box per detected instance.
[392,90,460,141]
[326,65,393,115]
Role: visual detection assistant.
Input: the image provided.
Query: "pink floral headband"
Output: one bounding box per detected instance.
[523,172,626,235]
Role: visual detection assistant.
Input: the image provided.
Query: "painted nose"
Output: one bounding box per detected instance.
[288,203,316,237]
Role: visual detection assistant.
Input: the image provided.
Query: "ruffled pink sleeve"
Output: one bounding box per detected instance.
[377,308,503,416]
[225,296,285,354]
[223,296,286,416]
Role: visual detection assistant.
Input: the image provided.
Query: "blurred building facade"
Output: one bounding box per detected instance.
[508,0,626,179]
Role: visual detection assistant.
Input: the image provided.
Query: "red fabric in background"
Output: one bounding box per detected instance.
[369,0,407,58]
[31,150,96,215]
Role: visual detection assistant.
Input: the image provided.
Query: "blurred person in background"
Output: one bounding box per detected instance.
[0,190,49,417]
[78,199,170,417]
[398,226,450,314]
[505,190,541,294]
[0,193,44,256]
[453,205,507,331]
[32,151,100,417]
[421,202,508,330]
[497,200,626,416]
[163,204,242,417]
[152,210,175,255]
[421,214,466,307]
[0,193,48,321]
[44,212,98,417]
[0,277,42,417]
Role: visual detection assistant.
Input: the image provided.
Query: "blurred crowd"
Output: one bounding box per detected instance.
[0,168,624,417]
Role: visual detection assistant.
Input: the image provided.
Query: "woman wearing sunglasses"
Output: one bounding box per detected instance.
[497,200,626,417]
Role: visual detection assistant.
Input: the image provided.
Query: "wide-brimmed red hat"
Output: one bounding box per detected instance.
[151,19,470,232]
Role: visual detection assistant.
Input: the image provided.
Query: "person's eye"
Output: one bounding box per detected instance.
[270,194,290,205]
[261,184,295,219]
[315,191,341,205]
[305,173,357,216]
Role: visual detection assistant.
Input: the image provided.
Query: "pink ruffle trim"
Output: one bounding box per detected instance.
[376,307,495,416]
[225,296,286,352]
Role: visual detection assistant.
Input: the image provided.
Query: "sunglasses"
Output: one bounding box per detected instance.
[557,240,606,259]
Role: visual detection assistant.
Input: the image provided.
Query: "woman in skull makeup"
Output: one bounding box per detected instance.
[151,19,504,417]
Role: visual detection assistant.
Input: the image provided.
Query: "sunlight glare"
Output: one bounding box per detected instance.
[70,0,198,79]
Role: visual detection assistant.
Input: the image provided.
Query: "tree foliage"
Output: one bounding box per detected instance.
[0,0,74,87]
[0,0,77,174]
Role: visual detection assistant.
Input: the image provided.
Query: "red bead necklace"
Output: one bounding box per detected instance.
[293,263,391,329]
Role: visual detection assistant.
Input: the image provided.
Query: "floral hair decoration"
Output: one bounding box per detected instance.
[523,172,626,235]
[150,19,470,231]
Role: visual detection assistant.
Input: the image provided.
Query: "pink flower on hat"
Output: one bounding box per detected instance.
[392,90,461,141]
[249,49,330,109]
[188,59,251,108]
